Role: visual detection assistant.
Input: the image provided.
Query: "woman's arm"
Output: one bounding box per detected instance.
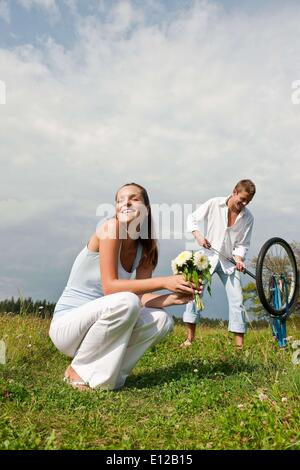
[141,292,195,309]
[99,219,196,296]
[136,261,195,308]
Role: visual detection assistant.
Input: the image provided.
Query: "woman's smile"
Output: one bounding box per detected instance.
[120,208,136,214]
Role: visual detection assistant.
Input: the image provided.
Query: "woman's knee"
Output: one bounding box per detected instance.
[48,326,76,358]
[123,292,141,311]
[119,292,141,322]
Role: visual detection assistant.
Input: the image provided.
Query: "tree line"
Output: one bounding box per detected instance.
[0,297,55,318]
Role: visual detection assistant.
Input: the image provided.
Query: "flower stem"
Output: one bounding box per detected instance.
[195,293,204,311]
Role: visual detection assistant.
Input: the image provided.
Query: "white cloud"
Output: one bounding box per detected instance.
[1,0,300,302]
[0,0,10,23]
[0,198,59,229]
[18,0,57,10]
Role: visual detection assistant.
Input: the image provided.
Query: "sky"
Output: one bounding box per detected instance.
[1,0,300,319]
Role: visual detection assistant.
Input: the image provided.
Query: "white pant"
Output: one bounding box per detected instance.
[49,292,174,390]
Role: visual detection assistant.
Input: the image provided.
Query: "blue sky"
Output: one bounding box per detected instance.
[1,0,299,49]
[1,0,300,320]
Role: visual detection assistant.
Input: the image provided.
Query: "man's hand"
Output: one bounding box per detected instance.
[192,231,211,249]
[234,256,245,272]
[202,238,211,249]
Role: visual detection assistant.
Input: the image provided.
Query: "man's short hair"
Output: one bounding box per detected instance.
[234,179,256,197]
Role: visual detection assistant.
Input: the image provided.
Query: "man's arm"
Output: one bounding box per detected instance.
[187,199,211,248]
[232,215,254,271]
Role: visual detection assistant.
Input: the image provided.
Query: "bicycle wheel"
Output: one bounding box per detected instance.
[256,238,299,317]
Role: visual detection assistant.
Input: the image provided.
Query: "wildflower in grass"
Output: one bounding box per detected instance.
[171,251,212,311]
[258,392,268,401]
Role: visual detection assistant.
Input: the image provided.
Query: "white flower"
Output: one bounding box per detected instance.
[174,251,192,267]
[258,392,268,401]
[194,251,209,270]
[171,259,179,274]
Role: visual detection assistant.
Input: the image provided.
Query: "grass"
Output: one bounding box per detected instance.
[0,314,300,450]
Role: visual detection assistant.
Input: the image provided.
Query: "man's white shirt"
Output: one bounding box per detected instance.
[186,196,254,274]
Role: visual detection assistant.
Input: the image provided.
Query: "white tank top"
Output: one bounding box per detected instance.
[53,241,143,317]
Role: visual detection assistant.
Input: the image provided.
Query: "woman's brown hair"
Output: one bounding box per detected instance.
[115,183,158,270]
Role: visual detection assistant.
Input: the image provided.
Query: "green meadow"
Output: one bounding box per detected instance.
[1,314,300,450]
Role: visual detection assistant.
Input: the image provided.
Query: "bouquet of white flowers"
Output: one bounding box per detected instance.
[171,251,212,311]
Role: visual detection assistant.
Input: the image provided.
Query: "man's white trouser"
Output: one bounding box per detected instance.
[183,262,246,333]
[49,292,173,390]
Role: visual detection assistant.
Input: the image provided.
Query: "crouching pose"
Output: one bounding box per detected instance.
[49,183,199,390]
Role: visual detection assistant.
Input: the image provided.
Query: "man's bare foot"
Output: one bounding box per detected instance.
[180,339,193,348]
[234,333,244,348]
[64,365,90,391]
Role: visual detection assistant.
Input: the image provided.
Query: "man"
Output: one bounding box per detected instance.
[181,179,256,349]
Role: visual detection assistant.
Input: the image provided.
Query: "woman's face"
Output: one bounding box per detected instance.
[116,185,148,225]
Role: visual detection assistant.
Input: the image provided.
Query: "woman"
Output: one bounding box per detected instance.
[49,183,200,391]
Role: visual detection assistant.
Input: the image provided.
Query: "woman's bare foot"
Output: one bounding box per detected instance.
[64,365,90,391]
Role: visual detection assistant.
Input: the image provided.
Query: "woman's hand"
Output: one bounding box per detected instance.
[164,275,202,295]
[164,293,195,307]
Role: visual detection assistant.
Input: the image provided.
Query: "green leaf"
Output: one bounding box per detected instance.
[192,270,199,288]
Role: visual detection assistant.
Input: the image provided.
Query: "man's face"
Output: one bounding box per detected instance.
[231,190,253,212]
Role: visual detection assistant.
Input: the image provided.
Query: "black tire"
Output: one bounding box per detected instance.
[256,238,299,317]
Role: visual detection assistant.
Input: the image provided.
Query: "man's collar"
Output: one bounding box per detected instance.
[219,196,231,207]
[220,195,247,217]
